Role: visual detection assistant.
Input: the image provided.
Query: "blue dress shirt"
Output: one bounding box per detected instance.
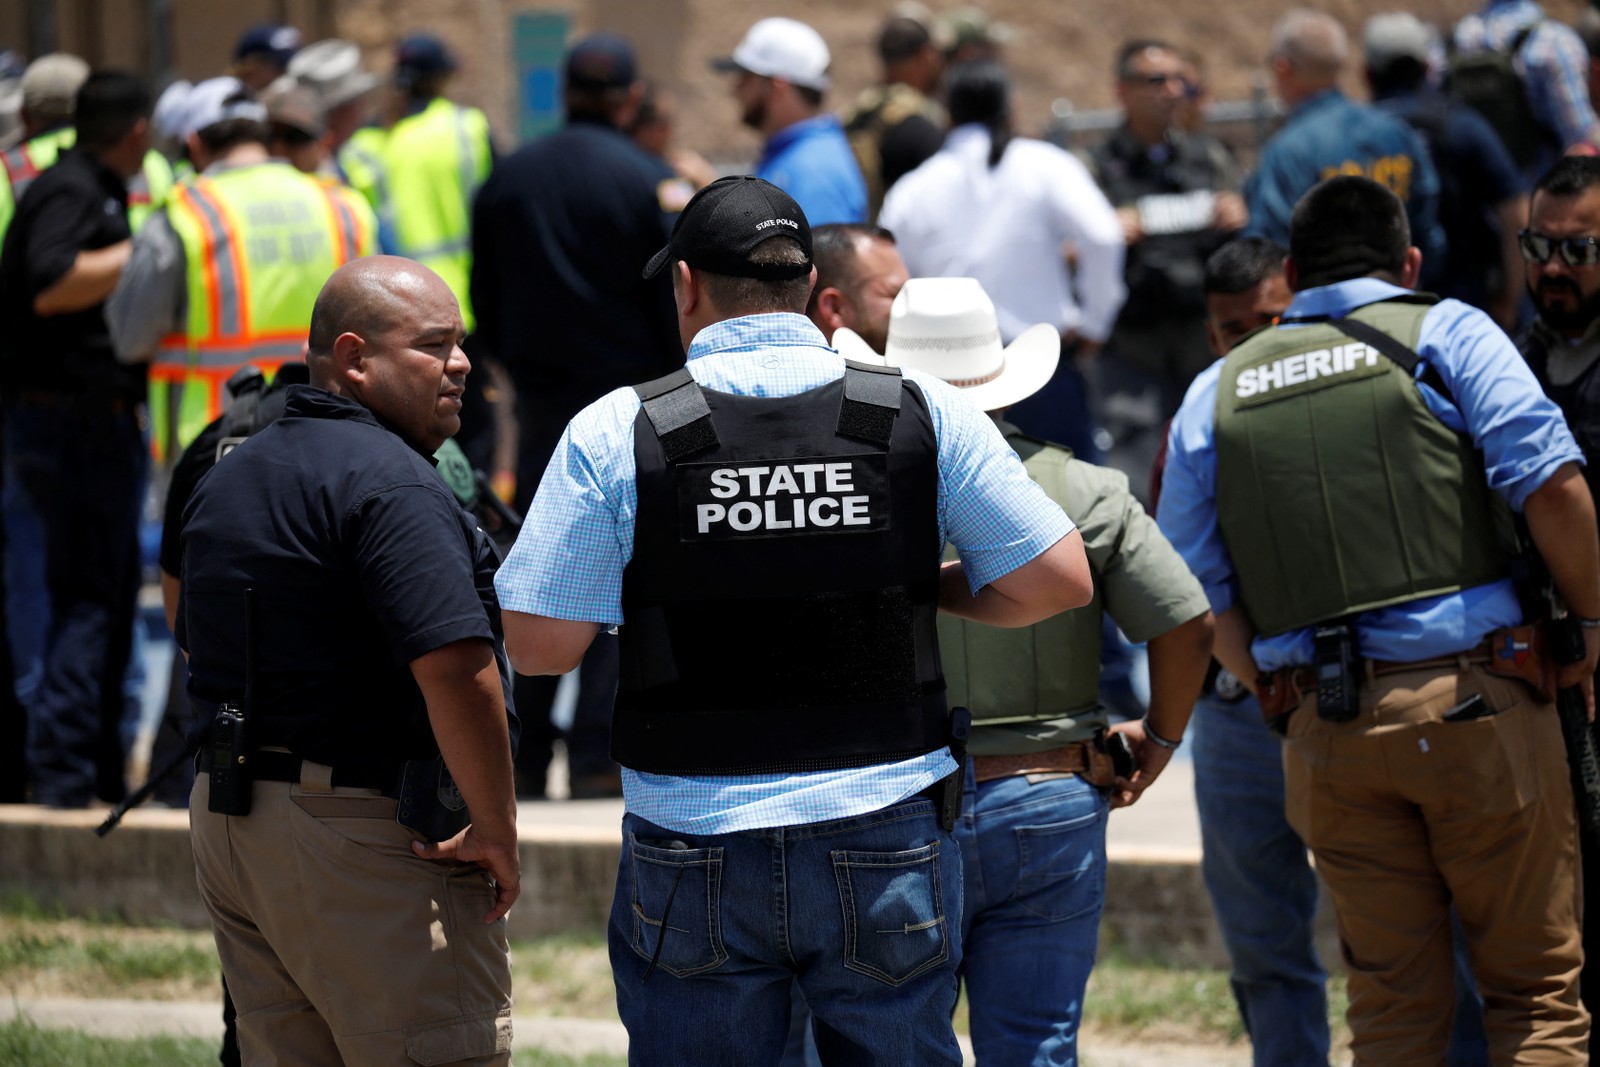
[1157,278,1583,670]
[495,313,1074,833]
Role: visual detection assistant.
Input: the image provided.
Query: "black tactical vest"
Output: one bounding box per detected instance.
[612,362,948,774]
[1522,330,1600,508]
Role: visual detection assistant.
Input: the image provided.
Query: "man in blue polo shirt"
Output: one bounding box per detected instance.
[1245,9,1445,285]
[495,176,1090,1065]
[1160,175,1597,1063]
[713,18,867,225]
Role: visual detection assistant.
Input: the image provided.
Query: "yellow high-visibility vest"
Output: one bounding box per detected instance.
[341,98,490,330]
[149,160,375,460]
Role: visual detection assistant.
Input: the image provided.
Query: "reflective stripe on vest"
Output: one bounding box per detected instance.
[937,435,1105,726]
[1,129,172,236]
[1213,298,1516,636]
[152,164,365,455]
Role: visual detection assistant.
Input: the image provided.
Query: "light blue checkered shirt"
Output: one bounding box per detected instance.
[495,313,1074,834]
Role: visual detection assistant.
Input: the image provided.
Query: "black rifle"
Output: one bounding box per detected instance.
[1549,612,1600,843]
[95,713,210,837]
[1515,530,1600,844]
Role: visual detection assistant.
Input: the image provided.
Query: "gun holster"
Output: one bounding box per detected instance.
[938,707,972,832]
[396,757,470,841]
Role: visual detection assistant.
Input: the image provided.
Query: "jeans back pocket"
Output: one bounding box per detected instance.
[628,835,728,978]
[832,841,950,986]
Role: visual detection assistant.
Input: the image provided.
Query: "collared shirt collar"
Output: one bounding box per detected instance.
[282,384,439,463]
[686,313,833,362]
[1282,277,1411,321]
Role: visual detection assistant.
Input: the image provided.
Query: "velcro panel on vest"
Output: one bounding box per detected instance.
[616,372,946,774]
[636,368,719,461]
[1214,300,1514,636]
[838,361,903,445]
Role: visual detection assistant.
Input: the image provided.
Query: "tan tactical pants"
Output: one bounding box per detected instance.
[1283,662,1587,1065]
[190,767,514,1066]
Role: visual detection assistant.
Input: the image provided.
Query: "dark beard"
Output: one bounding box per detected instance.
[1531,277,1600,335]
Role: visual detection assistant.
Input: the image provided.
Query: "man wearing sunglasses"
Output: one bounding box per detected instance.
[1520,153,1600,1031]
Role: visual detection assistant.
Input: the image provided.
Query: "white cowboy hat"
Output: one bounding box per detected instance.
[833,277,1060,412]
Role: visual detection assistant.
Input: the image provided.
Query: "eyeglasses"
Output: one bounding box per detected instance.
[1519,229,1600,268]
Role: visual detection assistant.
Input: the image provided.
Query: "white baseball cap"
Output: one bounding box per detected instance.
[177,77,267,140]
[712,18,832,92]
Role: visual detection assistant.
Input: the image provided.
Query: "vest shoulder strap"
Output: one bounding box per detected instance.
[839,360,903,445]
[1285,295,1452,403]
[634,367,718,461]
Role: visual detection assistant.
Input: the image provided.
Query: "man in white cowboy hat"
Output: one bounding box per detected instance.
[834,277,1215,1066]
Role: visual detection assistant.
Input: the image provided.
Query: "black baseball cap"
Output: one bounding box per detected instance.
[642,175,813,280]
[565,33,637,91]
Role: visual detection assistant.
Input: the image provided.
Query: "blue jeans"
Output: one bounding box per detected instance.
[957,763,1110,1066]
[611,796,965,1067]
[1192,692,1487,1067]
[3,398,145,806]
[784,764,1108,1067]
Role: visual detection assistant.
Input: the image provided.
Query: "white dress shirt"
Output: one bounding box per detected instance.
[880,124,1126,344]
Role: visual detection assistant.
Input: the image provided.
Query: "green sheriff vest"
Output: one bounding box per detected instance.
[342,98,491,331]
[1213,295,1516,637]
[150,161,375,462]
[0,127,175,239]
[939,433,1107,746]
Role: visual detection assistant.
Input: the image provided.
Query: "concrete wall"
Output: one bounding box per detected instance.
[0,805,1341,965]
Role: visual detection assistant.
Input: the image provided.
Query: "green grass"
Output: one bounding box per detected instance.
[1083,955,1248,1043]
[0,894,1357,1056]
[0,1016,219,1067]
[0,1017,629,1067]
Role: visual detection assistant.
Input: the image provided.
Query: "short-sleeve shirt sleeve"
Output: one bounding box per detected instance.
[349,484,495,663]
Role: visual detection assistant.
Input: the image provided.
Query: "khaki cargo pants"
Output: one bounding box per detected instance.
[190,766,514,1065]
[1283,663,1587,1065]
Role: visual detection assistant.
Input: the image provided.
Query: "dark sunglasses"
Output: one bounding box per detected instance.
[1519,229,1600,268]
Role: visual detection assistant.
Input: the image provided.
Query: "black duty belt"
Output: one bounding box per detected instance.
[248,750,402,793]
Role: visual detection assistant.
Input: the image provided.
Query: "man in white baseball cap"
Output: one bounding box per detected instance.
[713,17,867,225]
[836,275,1214,1066]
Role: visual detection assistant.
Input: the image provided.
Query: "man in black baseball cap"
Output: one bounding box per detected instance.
[496,153,1092,1065]
[643,174,813,281]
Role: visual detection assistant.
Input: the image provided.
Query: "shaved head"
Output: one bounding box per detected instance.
[307,256,470,452]
[308,257,449,383]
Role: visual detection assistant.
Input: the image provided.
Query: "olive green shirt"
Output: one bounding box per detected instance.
[965,422,1211,754]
